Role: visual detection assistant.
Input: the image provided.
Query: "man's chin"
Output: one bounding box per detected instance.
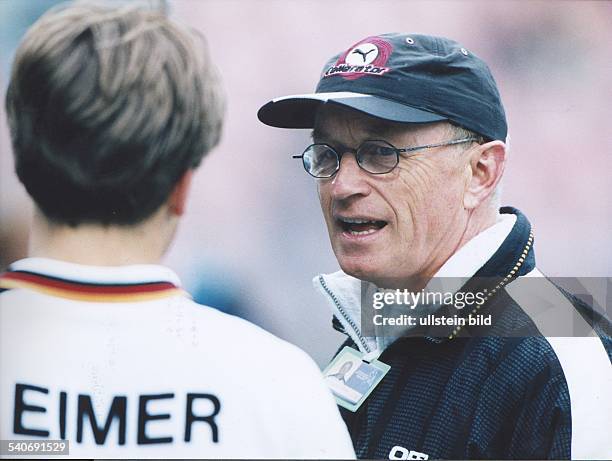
[335,252,418,289]
[336,255,383,284]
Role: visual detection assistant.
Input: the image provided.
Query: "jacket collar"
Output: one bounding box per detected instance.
[315,207,535,358]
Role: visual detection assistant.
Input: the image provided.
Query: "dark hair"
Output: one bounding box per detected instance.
[6,2,224,226]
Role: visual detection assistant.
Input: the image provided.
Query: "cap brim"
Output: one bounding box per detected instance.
[257,91,447,128]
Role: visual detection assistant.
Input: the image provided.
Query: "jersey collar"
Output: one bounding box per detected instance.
[1,257,186,302]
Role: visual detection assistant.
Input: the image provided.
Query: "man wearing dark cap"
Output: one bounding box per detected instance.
[258,34,611,459]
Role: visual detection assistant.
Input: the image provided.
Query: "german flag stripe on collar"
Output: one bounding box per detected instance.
[0,270,188,303]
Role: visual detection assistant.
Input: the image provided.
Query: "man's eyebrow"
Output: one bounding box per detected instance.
[311,128,327,140]
[312,122,400,142]
[364,120,401,138]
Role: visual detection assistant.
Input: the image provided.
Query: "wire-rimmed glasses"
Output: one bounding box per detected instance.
[293,137,479,178]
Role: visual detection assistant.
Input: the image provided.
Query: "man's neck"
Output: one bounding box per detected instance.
[429,206,500,278]
[454,207,500,256]
[380,206,500,290]
[28,210,174,266]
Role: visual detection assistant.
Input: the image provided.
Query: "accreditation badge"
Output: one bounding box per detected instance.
[322,346,390,412]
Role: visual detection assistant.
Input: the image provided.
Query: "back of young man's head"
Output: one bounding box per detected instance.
[6,1,224,227]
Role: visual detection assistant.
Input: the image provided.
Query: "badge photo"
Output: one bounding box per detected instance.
[323,346,390,412]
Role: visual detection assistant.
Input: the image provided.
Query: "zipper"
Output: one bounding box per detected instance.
[318,275,372,354]
[447,230,534,340]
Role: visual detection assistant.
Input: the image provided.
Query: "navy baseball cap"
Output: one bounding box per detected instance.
[257,33,507,141]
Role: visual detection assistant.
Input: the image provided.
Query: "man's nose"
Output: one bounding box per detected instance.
[329,153,371,200]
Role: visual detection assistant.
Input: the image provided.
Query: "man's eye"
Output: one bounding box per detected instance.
[364,145,395,156]
[319,149,337,161]
[377,147,396,156]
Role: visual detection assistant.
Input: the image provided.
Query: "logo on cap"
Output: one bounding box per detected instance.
[323,37,393,80]
[346,43,379,65]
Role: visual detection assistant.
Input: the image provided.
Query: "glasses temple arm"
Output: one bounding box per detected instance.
[396,137,480,153]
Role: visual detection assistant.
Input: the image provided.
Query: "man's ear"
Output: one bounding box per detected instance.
[463,141,506,210]
[168,169,194,217]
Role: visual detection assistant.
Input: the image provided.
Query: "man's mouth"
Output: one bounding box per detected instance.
[337,217,388,236]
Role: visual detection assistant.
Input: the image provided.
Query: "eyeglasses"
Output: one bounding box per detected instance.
[292,137,479,178]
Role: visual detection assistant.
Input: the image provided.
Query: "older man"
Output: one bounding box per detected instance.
[258,34,611,459]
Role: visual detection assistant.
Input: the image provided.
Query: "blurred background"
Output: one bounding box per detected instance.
[1,0,611,366]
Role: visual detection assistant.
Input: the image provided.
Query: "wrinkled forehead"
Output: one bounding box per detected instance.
[312,104,447,145]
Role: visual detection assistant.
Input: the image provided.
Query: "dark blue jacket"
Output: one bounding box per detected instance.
[331,208,612,459]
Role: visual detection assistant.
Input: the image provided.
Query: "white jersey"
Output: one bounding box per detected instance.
[0,258,355,459]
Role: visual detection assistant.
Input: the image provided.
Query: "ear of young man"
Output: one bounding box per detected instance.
[168,170,194,217]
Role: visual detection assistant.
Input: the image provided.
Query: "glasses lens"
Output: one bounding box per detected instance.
[357,140,399,174]
[303,144,339,178]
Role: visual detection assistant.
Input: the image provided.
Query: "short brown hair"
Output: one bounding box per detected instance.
[6,2,224,225]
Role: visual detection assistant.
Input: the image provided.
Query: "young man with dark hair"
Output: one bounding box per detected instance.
[0,3,355,458]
